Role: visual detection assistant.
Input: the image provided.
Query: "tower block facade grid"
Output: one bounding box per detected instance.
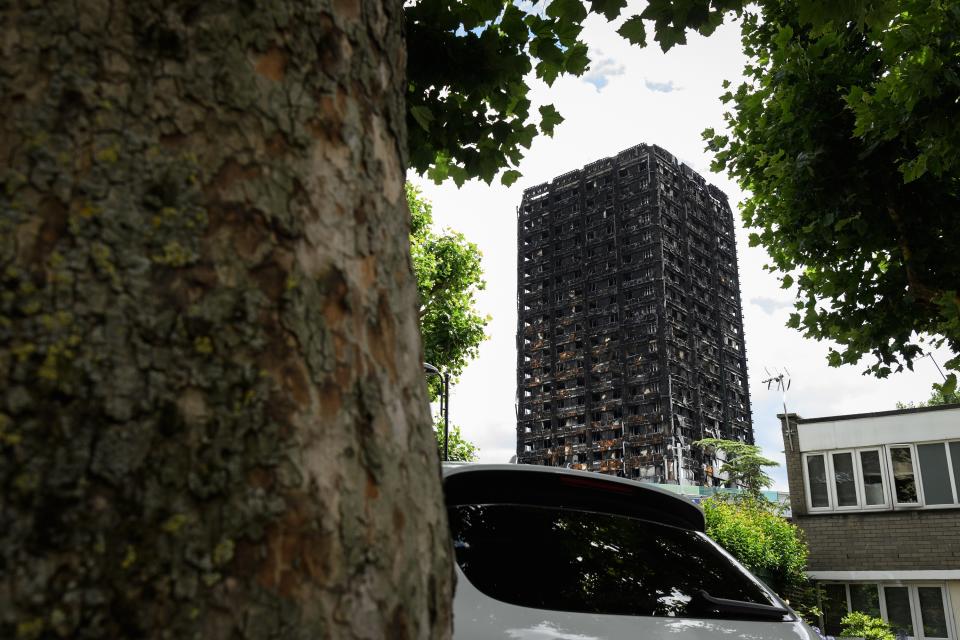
[516,144,753,484]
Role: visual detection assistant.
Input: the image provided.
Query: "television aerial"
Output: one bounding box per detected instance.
[761,367,795,450]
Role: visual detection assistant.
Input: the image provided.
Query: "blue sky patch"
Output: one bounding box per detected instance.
[645,78,678,93]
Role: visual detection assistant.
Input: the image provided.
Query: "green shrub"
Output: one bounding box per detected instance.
[840,611,895,640]
[702,496,817,618]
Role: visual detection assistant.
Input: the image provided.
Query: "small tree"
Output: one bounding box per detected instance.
[694,438,778,498]
[408,184,488,400]
[435,424,479,462]
[841,612,896,640]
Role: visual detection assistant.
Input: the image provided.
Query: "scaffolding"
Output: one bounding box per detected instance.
[516,144,753,486]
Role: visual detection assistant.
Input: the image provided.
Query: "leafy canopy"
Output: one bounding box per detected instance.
[694,437,778,498]
[702,497,815,615]
[704,0,960,392]
[408,184,489,400]
[405,0,743,186]
[408,0,960,392]
[435,424,480,462]
[896,378,960,409]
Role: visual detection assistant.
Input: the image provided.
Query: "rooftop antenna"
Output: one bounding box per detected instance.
[922,352,948,382]
[761,367,795,451]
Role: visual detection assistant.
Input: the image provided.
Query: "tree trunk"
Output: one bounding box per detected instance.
[0,1,453,638]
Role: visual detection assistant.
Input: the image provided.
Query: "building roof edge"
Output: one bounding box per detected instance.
[780,403,960,425]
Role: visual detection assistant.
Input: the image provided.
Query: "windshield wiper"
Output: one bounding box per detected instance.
[694,590,792,621]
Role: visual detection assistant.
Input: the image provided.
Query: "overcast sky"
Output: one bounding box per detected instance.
[408,10,953,489]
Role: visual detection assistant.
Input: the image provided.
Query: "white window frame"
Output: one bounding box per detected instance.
[804,449,892,512]
[856,447,892,510]
[910,582,954,640]
[886,443,925,508]
[803,440,960,513]
[914,441,960,509]
[879,582,954,640]
[821,582,955,640]
[802,452,833,512]
[879,583,917,639]
[830,449,863,511]
[952,440,960,503]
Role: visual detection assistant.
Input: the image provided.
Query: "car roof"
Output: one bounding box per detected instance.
[442,462,705,532]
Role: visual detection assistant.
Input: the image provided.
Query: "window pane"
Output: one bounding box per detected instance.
[821,584,848,637]
[849,584,880,618]
[889,447,918,503]
[807,455,830,508]
[918,587,948,638]
[883,586,914,637]
[952,442,960,501]
[833,452,858,506]
[448,504,781,618]
[860,450,886,505]
[918,443,954,505]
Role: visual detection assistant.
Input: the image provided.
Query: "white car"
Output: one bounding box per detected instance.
[444,463,820,640]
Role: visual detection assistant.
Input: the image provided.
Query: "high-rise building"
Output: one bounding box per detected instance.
[516,144,752,484]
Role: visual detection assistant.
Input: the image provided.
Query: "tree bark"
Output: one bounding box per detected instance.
[0,1,453,638]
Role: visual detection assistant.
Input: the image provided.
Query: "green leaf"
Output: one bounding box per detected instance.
[616,15,647,46]
[590,0,628,21]
[532,36,564,66]
[535,60,561,86]
[427,162,448,185]
[901,153,928,183]
[781,274,793,289]
[467,0,504,24]
[524,13,553,38]
[546,0,587,24]
[773,25,794,48]
[538,104,564,136]
[941,373,958,398]
[501,169,522,186]
[515,123,538,149]
[449,165,468,188]
[410,105,434,132]
[655,24,687,52]
[499,4,528,42]
[564,45,590,75]
[553,18,584,46]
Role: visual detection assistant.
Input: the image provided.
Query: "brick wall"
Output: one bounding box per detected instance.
[797,509,960,571]
[781,414,808,517]
[779,414,960,571]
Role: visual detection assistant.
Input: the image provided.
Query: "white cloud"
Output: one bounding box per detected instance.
[750,296,793,315]
[644,78,680,92]
[409,13,955,490]
[582,55,626,90]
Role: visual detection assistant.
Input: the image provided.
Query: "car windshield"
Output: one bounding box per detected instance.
[449,503,785,620]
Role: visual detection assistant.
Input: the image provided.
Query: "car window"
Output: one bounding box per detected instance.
[449,503,781,619]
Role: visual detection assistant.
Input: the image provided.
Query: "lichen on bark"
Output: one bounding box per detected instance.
[0,0,452,638]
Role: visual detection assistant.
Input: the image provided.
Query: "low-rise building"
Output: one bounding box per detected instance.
[780,404,960,639]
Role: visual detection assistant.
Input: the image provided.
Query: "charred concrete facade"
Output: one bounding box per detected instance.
[516,144,752,484]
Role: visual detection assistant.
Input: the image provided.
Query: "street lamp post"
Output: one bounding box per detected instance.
[423,362,450,461]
